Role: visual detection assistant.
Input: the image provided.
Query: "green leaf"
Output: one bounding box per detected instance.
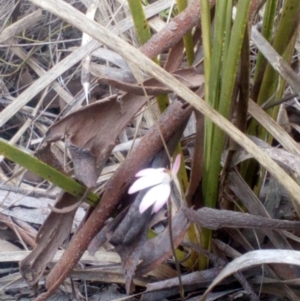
[0,138,99,206]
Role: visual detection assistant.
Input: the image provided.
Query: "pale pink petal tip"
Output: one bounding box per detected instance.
[172,154,181,176]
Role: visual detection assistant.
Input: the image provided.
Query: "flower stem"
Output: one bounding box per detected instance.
[168,198,185,301]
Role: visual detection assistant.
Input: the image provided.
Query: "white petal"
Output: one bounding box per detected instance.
[171,154,181,176]
[128,172,168,194]
[152,184,171,212]
[135,168,165,177]
[139,184,170,213]
[139,185,162,213]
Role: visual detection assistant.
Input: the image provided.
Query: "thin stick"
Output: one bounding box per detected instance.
[168,198,185,301]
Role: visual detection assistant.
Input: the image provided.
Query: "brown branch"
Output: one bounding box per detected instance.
[140,0,202,59]
[140,0,262,60]
[35,101,192,301]
[183,207,300,231]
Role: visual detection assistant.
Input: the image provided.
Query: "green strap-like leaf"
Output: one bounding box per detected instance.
[0,138,99,206]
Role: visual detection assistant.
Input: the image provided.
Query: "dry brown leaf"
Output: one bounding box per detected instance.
[45,93,147,187]
[185,110,204,207]
[99,68,204,96]
[225,136,300,177]
[185,240,258,300]
[35,144,65,174]
[87,208,129,255]
[0,189,84,230]
[111,206,151,294]
[200,249,300,301]
[163,39,185,72]
[19,192,78,288]
[137,206,190,276]
[102,184,158,293]
[228,170,300,283]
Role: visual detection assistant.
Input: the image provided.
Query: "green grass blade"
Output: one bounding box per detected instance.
[177,0,195,65]
[0,138,99,206]
[200,0,212,100]
[201,0,251,268]
[253,0,277,81]
[252,0,300,141]
[204,0,250,209]
[127,0,152,45]
[203,0,229,206]
[222,0,233,67]
[200,0,212,176]
[243,0,300,190]
[127,0,169,112]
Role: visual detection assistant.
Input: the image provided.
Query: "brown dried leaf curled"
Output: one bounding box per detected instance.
[20,192,78,288]
[45,93,148,187]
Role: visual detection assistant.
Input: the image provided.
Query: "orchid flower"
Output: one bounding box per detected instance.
[128,155,181,214]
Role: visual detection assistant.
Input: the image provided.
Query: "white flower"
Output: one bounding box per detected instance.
[128,155,181,214]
